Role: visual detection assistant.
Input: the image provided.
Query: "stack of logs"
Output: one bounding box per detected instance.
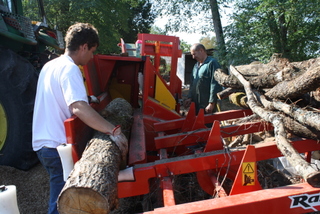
[214,55,320,187]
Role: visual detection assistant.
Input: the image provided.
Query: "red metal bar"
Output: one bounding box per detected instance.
[158,148,176,207]
[162,177,176,207]
[118,139,320,199]
[138,34,182,58]
[128,109,146,165]
[142,58,156,103]
[153,109,253,132]
[154,121,273,150]
[305,151,312,163]
[142,182,320,214]
[118,165,156,198]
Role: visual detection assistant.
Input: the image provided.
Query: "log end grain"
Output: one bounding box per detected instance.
[306,171,320,188]
[58,187,114,214]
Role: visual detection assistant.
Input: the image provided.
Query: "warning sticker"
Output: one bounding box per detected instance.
[242,162,255,186]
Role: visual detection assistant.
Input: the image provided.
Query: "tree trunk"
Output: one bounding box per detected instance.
[209,0,226,66]
[229,65,320,187]
[58,98,133,214]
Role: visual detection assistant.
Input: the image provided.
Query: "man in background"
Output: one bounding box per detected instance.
[184,43,222,114]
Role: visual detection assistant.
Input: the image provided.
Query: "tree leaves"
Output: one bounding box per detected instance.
[23,0,155,54]
[225,0,320,65]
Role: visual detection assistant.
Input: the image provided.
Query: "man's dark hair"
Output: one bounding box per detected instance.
[65,23,99,52]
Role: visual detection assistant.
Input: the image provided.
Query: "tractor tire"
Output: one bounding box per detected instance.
[0,47,39,170]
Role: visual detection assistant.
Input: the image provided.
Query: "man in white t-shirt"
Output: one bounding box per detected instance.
[32,23,128,214]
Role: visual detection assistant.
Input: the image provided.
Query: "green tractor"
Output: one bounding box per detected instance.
[0,0,64,170]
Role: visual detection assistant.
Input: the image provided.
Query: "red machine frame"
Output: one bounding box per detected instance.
[64,34,320,213]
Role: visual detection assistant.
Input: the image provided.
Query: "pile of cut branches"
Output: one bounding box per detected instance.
[215,55,320,187]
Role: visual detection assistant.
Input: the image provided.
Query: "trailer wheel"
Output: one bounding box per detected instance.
[0,47,39,170]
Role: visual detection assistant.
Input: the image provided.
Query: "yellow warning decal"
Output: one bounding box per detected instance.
[242,162,255,186]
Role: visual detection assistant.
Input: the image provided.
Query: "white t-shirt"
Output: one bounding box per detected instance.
[32,54,88,151]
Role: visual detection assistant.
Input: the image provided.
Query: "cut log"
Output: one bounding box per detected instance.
[217,87,245,100]
[265,65,320,100]
[228,135,245,147]
[229,65,320,187]
[228,92,248,108]
[260,96,320,131]
[215,65,305,89]
[215,57,320,92]
[214,69,242,89]
[282,116,320,140]
[311,87,320,102]
[58,98,134,214]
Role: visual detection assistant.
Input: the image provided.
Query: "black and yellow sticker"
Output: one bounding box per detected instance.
[242,162,255,186]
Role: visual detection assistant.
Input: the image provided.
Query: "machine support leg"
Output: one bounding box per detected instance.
[229,145,262,195]
[162,176,176,207]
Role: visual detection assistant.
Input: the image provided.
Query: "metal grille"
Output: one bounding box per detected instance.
[1,11,35,41]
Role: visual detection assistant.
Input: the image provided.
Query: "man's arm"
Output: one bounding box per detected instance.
[69,101,128,159]
[70,101,115,134]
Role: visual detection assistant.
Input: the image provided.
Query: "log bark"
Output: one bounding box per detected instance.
[282,116,320,140]
[311,87,320,102]
[58,98,133,214]
[214,69,242,89]
[215,65,305,89]
[217,87,244,100]
[229,65,320,187]
[215,57,320,92]
[228,92,248,108]
[265,65,320,100]
[260,96,320,131]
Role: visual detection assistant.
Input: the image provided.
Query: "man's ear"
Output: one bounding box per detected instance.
[79,43,88,51]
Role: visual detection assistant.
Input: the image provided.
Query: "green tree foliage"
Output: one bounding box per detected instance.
[22,0,155,54]
[199,35,217,49]
[119,0,156,43]
[150,25,167,35]
[225,0,320,65]
[180,40,191,53]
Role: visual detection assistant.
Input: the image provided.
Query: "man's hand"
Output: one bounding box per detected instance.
[110,133,128,161]
[205,103,216,114]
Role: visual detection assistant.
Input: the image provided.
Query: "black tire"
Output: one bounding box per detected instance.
[0,47,39,170]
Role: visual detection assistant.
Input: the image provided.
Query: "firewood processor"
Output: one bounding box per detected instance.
[65,34,320,213]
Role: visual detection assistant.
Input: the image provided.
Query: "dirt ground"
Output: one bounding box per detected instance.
[0,163,49,214]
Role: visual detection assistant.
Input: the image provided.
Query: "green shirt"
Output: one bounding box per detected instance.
[188,56,222,112]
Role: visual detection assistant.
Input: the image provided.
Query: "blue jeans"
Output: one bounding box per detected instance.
[37,147,65,214]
